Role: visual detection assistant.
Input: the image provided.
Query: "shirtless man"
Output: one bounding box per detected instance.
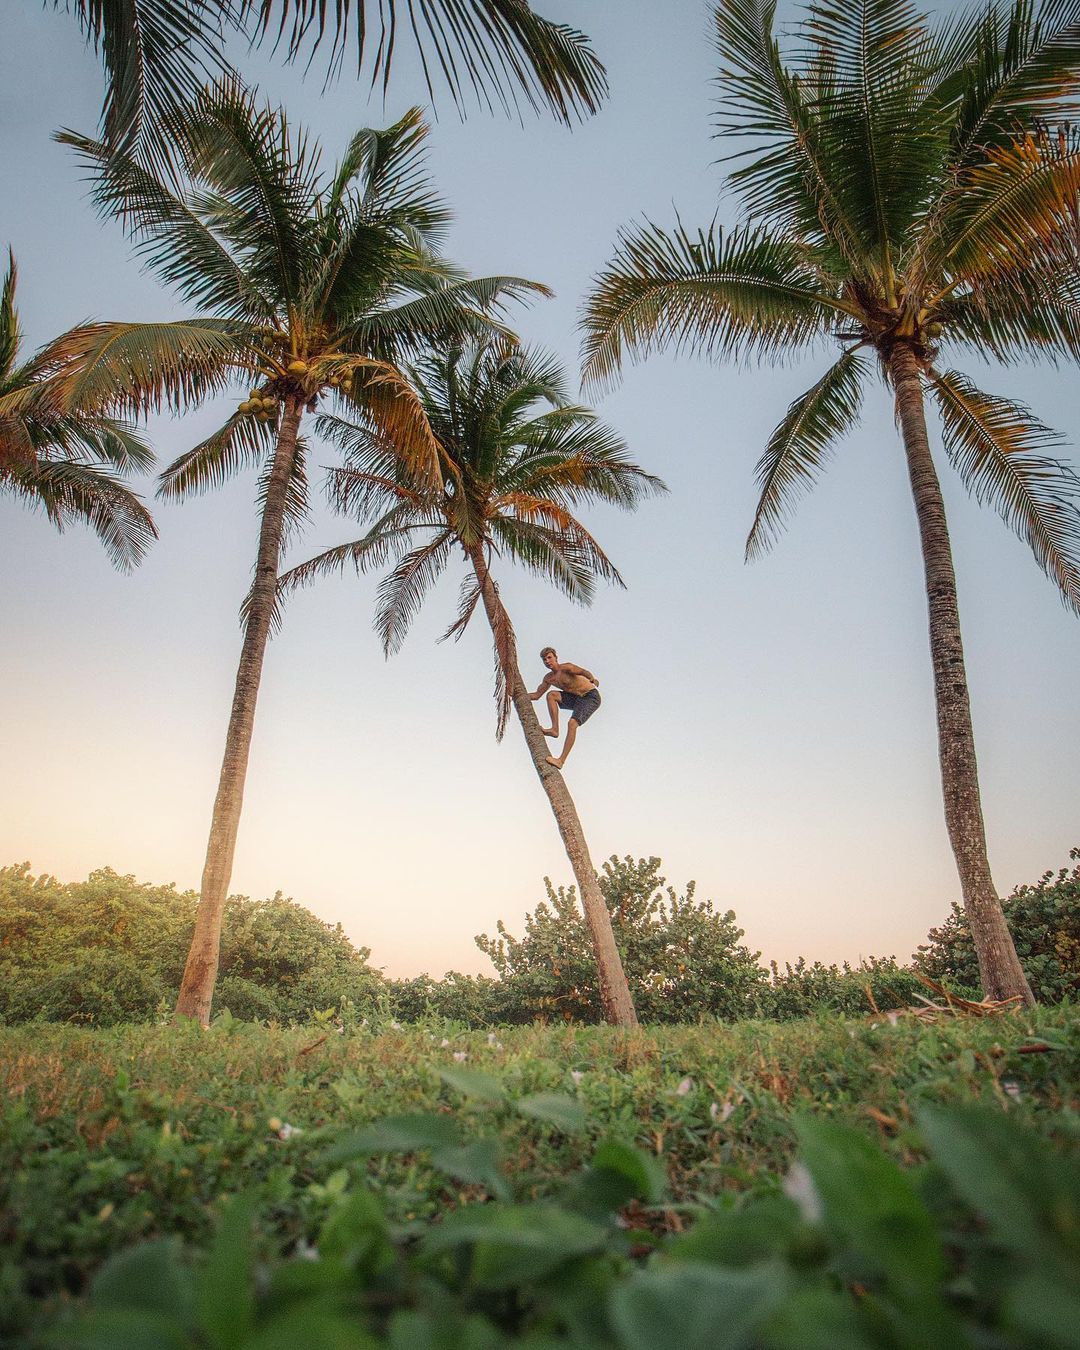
[530,646,601,769]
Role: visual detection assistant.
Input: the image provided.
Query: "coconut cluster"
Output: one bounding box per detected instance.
[237,388,280,422]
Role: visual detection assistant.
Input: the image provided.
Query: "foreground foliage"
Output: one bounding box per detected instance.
[1,1014,1077,1346]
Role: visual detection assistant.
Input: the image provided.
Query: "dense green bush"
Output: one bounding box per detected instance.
[917,848,1080,1003]
[756,957,930,1020]
[0,864,384,1025]
[476,856,767,1023]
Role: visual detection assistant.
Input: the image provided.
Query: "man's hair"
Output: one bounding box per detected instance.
[540,646,557,660]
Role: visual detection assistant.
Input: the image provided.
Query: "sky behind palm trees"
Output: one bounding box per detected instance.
[2,0,1078,980]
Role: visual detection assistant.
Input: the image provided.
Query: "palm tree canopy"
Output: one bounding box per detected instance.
[55,89,547,511]
[281,337,665,730]
[57,0,606,172]
[581,0,1080,611]
[0,252,156,570]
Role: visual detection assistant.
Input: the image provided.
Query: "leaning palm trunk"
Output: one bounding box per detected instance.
[889,344,1034,1006]
[175,399,303,1024]
[468,545,638,1026]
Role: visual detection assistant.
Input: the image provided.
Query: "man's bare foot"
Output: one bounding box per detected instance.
[541,727,558,737]
[546,755,564,768]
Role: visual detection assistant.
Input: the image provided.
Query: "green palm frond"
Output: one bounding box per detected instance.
[374,531,455,654]
[26,413,154,474]
[489,514,618,604]
[342,275,548,358]
[801,0,947,275]
[580,219,847,391]
[237,0,608,125]
[323,462,428,521]
[277,518,425,596]
[930,368,1080,611]
[506,411,667,508]
[939,246,1080,362]
[2,457,157,570]
[439,572,484,643]
[746,347,869,559]
[712,0,875,268]
[938,0,1080,170]
[177,84,323,310]
[0,250,20,380]
[58,130,276,323]
[158,411,277,501]
[57,0,229,171]
[40,319,253,418]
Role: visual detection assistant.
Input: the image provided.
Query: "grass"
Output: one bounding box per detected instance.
[1,1007,1077,1342]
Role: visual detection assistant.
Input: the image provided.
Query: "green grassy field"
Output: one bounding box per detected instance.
[2,1009,1078,1346]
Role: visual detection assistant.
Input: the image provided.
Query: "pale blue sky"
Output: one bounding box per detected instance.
[2,1,1077,979]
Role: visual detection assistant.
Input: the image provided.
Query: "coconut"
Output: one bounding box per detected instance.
[287,359,309,377]
[925,321,943,339]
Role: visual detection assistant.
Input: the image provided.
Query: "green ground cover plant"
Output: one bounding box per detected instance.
[1,1012,1077,1344]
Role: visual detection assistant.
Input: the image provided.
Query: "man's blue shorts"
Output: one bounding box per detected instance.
[558,688,601,725]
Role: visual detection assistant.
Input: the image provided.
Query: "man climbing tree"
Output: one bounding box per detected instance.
[531,647,601,768]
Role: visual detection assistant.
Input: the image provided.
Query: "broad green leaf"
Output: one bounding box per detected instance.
[796,1117,947,1303]
[438,1068,506,1102]
[329,1113,462,1159]
[88,1239,193,1322]
[667,1195,803,1268]
[422,1204,609,1290]
[516,1092,587,1134]
[568,1139,666,1216]
[388,1308,507,1349]
[196,1194,256,1349]
[432,1138,509,1200]
[317,1187,394,1276]
[243,1307,378,1349]
[918,1104,1080,1280]
[41,1307,189,1350]
[611,1263,786,1350]
[762,1287,877,1350]
[1006,1270,1080,1350]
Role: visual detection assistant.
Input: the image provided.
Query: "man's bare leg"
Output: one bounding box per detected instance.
[546,718,579,768]
[540,689,562,737]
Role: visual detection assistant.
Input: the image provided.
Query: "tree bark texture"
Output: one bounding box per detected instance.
[175,398,303,1025]
[889,342,1034,1005]
[468,546,639,1026]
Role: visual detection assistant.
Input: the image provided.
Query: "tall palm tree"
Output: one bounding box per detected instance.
[54,0,606,171]
[60,88,543,1024]
[0,252,155,569]
[282,338,665,1025]
[581,0,1080,1005]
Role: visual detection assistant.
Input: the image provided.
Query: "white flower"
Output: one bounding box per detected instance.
[676,1076,694,1097]
[440,1038,451,1048]
[710,1099,735,1124]
[783,1161,823,1223]
[389,1020,403,1031]
[885,1011,900,1027]
[570,1070,585,1085]
[486,1032,504,1049]
[277,1122,303,1141]
[1003,1079,1022,1101]
[453,1050,468,1063]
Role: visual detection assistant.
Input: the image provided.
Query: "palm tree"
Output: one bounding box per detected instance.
[54,0,606,170]
[581,0,1080,1005]
[282,338,666,1025]
[60,88,543,1024]
[0,252,156,569]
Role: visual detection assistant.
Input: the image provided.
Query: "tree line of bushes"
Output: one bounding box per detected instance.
[2,850,1076,1028]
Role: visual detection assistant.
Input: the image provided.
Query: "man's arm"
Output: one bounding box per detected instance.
[530,671,555,700]
[560,662,598,684]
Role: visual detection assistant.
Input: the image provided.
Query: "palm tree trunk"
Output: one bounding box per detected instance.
[175,398,303,1024]
[467,545,638,1026]
[889,341,1034,1005]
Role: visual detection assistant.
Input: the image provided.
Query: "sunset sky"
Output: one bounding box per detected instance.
[2,0,1078,982]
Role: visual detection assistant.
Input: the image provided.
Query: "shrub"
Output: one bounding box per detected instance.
[0,864,385,1025]
[916,848,1080,1003]
[755,956,929,1021]
[476,856,767,1023]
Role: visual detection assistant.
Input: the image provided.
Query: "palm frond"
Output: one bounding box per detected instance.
[39,319,254,418]
[374,531,454,654]
[158,409,276,501]
[342,359,443,491]
[279,514,426,595]
[580,219,846,391]
[439,572,483,643]
[0,250,20,380]
[237,0,608,125]
[2,457,157,570]
[930,367,1080,611]
[58,0,229,173]
[58,130,276,322]
[746,347,869,559]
